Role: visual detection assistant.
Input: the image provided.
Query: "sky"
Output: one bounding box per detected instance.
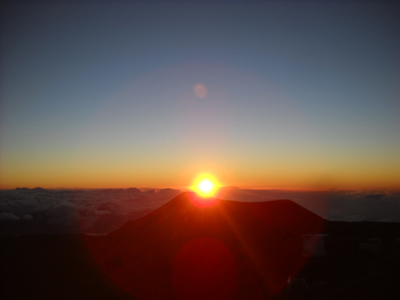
[1,1,399,190]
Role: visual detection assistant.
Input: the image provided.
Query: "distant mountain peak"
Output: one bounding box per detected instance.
[95,192,326,300]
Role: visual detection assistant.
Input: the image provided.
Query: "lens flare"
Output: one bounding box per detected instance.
[193,83,207,98]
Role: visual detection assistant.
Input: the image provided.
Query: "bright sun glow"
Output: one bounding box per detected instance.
[199,179,214,193]
[192,175,219,198]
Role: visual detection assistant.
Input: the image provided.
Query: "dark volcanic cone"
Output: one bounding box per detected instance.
[92,192,325,300]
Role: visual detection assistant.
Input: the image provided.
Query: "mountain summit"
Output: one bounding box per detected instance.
[93,192,326,300]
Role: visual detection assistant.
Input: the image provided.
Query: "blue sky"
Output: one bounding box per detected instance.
[1,1,399,189]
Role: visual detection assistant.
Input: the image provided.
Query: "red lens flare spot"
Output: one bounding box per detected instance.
[173,238,237,300]
[188,192,218,207]
[193,83,208,98]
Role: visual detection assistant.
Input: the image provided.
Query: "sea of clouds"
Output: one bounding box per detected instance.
[1,187,399,235]
[217,187,400,223]
[0,187,180,236]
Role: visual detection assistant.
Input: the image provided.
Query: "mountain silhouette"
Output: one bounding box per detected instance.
[91,192,326,300]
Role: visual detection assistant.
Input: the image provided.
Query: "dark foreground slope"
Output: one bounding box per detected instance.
[1,192,400,300]
[0,234,130,300]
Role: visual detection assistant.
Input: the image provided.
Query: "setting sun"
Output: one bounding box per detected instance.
[199,179,213,192]
[192,175,219,198]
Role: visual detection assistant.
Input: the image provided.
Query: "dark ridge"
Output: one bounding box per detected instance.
[97,192,326,299]
[114,191,325,236]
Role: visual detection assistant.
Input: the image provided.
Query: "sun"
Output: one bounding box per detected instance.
[191,174,219,198]
[198,179,214,194]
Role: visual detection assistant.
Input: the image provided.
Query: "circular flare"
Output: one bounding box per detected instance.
[193,84,208,98]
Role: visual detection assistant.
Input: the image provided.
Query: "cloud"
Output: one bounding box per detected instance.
[95,210,111,216]
[0,212,20,221]
[215,188,400,223]
[1,187,399,235]
[365,193,385,199]
[47,204,78,225]
[0,188,181,235]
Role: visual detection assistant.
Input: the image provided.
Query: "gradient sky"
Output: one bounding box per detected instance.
[1,1,399,190]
